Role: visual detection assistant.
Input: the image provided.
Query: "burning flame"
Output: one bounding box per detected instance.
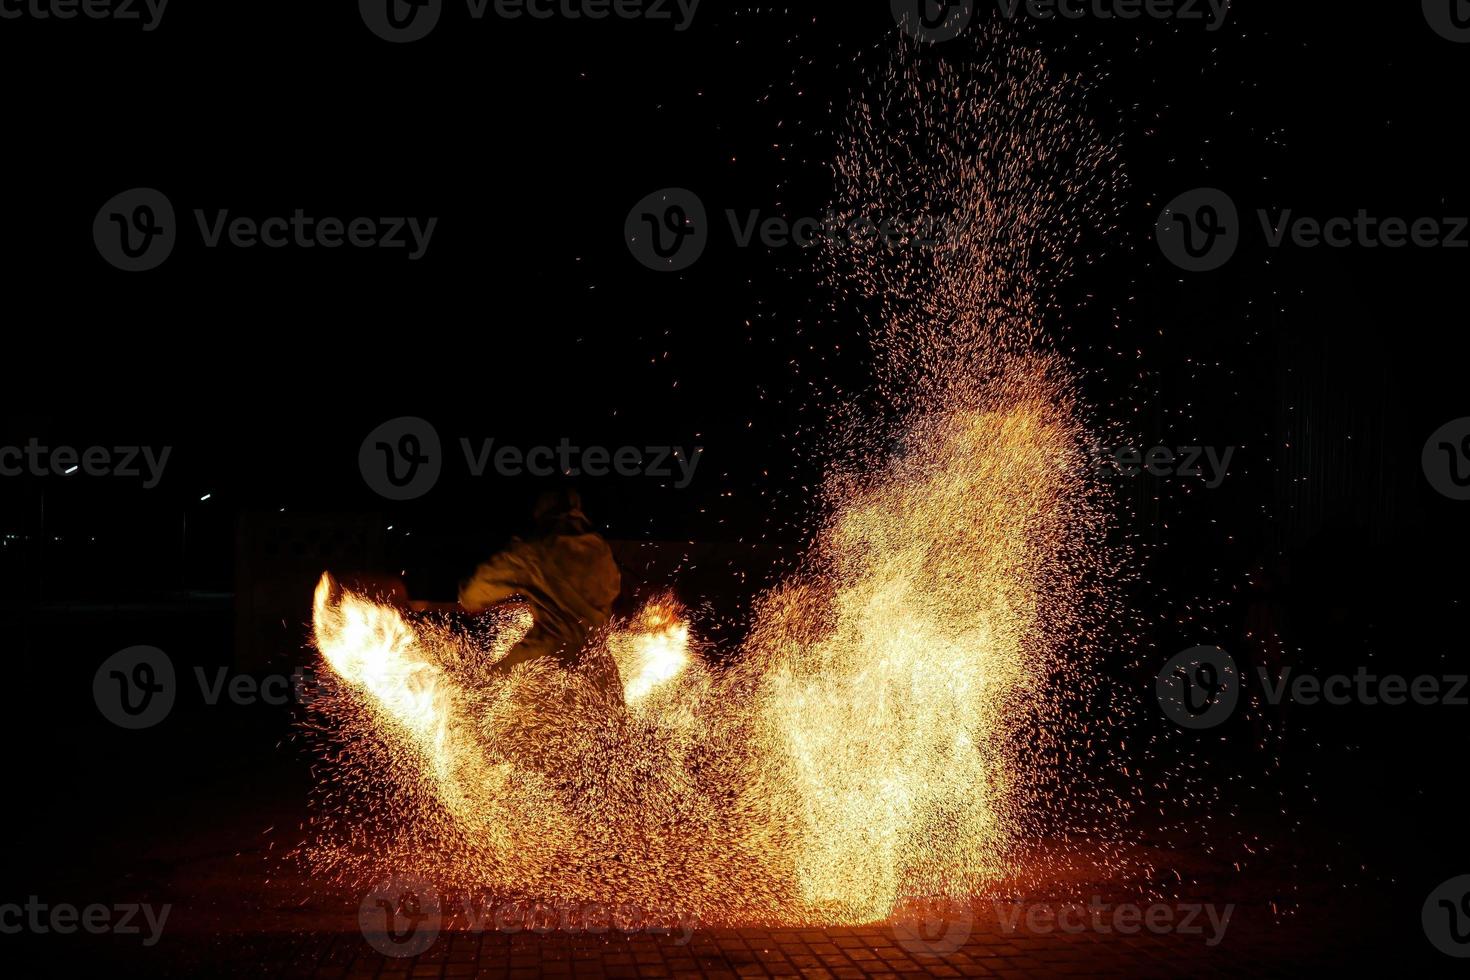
[740,397,1095,918]
[306,382,1101,923]
[312,575,453,780]
[303,27,1128,927]
[607,596,693,705]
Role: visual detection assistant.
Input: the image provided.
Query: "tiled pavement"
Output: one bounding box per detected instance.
[130,900,1366,979]
[289,926,1258,979]
[25,783,1397,977]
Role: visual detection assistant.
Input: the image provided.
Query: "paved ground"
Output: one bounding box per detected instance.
[9,734,1430,976]
[270,916,1339,979]
[60,900,1369,979]
[23,834,1388,980]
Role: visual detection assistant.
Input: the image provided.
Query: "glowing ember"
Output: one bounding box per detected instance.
[302,25,1130,927]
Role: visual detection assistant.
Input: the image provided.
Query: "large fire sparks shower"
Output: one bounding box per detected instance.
[306,31,1125,927]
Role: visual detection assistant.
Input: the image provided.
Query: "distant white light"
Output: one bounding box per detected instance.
[200,493,212,501]
[64,465,79,475]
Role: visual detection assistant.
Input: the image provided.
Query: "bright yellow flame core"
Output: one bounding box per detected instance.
[313,577,448,762]
[609,598,693,704]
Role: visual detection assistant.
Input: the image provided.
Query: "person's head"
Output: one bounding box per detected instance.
[532,487,592,536]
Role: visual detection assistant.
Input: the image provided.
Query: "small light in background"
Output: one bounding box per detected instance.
[200,493,212,502]
[64,465,79,475]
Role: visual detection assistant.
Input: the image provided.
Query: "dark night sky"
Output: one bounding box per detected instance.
[2,4,1463,620]
[2,3,1465,693]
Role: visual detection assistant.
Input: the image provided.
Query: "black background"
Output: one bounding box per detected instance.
[1,1,1467,973]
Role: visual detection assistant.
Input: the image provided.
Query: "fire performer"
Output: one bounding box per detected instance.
[459,488,623,693]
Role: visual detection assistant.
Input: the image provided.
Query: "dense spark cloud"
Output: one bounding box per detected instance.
[302,25,1133,925]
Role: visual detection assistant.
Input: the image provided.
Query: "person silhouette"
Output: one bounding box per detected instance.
[459,488,623,693]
